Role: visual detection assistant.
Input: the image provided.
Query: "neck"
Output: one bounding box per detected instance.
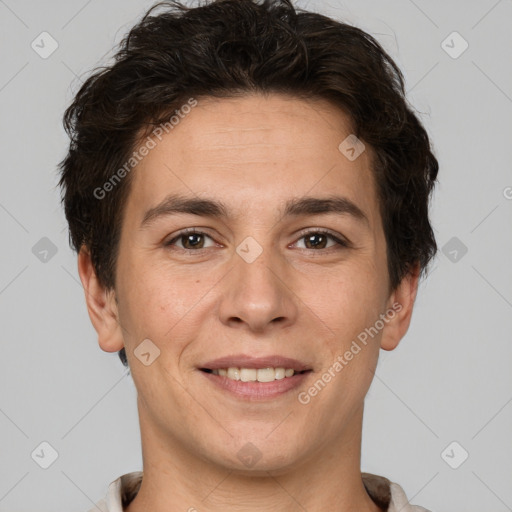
[125,401,382,512]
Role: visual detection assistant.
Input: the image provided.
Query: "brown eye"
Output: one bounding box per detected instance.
[165,230,215,250]
[295,230,348,251]
[180,233,205,249]
[303,233,329,249]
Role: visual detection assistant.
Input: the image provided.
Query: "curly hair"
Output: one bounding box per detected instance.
[58,0,438,367]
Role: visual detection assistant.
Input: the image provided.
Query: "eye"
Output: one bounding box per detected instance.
[293,229,349,251]
[164,229,216,250]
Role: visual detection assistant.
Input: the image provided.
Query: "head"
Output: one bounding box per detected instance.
[59,0,437,473]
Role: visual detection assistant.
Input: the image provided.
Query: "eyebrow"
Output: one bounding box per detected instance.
[140,193,369,228]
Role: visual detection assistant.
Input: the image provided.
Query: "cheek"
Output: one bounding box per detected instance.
[299,262,386,340]
[305,271,384,408]
[116,255,212,357]
[116,257,170,338]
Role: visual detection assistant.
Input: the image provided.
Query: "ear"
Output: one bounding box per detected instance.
[77,246,125,353]
[380,263,420,351]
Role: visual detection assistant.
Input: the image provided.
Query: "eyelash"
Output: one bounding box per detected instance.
[164,228,350,253]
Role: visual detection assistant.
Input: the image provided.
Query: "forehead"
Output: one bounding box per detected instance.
[126,93,380,226]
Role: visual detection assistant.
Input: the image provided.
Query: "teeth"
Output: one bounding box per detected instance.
[274,368,285,380]
[256,368,275,383]
[240,368,257,382]
[210,367,300,382]
[227,367,240,380]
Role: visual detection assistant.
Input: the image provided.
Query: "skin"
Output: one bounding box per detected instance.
[78,93,419,512]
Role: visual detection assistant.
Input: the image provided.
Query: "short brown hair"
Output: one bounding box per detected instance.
[58,0,438,367]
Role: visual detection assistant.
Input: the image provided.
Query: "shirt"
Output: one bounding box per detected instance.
[87,471,432,511]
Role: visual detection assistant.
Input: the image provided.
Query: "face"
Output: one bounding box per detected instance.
[82,93,417,474]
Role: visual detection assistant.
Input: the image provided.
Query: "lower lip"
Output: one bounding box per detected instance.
[199,370,311,400]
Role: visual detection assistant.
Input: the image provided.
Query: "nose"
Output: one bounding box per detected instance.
[217,244,298,334]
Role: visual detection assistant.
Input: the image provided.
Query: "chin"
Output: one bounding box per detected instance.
[207,439,307,475]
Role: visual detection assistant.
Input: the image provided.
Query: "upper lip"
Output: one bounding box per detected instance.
[200,354,312,372]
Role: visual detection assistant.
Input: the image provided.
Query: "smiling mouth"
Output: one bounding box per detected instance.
[200,367,312,383]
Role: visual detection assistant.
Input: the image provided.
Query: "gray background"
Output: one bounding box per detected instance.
[1,0,511,511]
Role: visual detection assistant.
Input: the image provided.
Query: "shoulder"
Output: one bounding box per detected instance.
[85,471,143,512]
[362,472,432,512]
[86,497,108,512]
[388,480,432,512]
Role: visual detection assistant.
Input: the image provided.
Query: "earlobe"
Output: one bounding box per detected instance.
[380,264,420,351]
[77,246,125,353]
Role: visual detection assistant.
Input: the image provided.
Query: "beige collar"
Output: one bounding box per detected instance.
[117,471,393,510]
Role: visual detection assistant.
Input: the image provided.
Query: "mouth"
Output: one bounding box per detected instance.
[197,355,313,400]
[200,367,311,382]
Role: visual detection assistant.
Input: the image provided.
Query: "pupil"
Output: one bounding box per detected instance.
[185,234,202,248]
[307,234,326,249]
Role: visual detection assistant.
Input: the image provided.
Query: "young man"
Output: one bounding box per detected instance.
[58,0,438,510]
